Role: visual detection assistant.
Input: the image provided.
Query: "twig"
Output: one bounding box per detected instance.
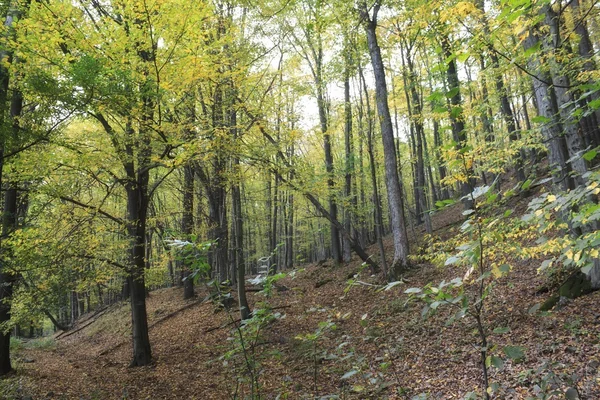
[203,305,292,333]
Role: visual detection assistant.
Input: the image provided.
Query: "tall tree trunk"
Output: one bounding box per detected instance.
[401,44,431,233]
[523,29,572,191]
[182,164,195,299]
[569,0,600,148]
[0,3,25,373]
[359,63,388,277]
[232,156,249,320]
[441,34,474,210]
[342,38,354,263]
[125,173,152,366]
[361,3,409,279]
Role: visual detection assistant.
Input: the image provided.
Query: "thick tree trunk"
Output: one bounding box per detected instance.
[126,181,152,367]
[0,2,25,376]
[362,5,409,279]
[524,30,572,191]
[569,0,600,148]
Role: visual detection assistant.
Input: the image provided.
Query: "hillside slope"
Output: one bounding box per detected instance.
[11,190,600,399]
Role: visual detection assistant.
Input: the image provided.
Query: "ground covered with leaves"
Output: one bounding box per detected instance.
[6,190,600,399]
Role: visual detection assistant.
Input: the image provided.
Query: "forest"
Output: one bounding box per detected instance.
[0,0,599,398]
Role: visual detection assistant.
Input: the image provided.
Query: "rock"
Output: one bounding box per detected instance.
[22,358,35,363]
[540,272,594,311]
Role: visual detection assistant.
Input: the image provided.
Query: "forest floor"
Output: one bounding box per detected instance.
[6,185,600,399]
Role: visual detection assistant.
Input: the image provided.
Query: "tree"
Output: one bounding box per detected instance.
[360,1,409,280]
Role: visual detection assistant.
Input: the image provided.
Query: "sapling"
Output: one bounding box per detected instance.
[405,148,521,399]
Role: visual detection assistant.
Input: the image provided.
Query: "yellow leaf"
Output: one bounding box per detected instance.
[566,249,574,259]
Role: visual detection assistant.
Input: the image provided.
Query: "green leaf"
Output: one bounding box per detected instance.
[521,179,533,190]
[490,356,504,369]
[532,116,551,124]
[493,327,510,334]
[581,263,593,274]
[404,287,422,294]
[446,87,459,98]
[540,259,553,271]
[583,149,598,161]
[341,370,358,380]
[589,98,600,110]
[503,345,525,360]
[445,256,460,266]
[451,106,463,118]
[457,51,470,63]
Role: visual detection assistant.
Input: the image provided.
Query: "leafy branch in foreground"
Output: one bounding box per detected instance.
[404,149,524,399]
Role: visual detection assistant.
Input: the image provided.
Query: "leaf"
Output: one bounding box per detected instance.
[404,287,422,294]
[581,263,593,275]
[499,264,511,274]
[583,149,598,161]
[493,327,510,334]
[490,356,504,369]
[445,256,460,266]
[445,87,459,98]
[341,370,358,380]
[539,259,553,271]
[532,116,551,124]
[450,106,463,118]
[589,98,600,110]
[503,346,525,360]
[383,281,403,291]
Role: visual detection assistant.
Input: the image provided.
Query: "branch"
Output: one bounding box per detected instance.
[58,195,126,226]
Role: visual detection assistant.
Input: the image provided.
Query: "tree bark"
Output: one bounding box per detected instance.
[182,164,195,299]
[342,37,354,263]
[361,3,409,279]
[441,34,474,210]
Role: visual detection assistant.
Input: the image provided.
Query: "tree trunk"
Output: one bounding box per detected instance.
[362,4,409,279]
[182,164,195,299]
[0,2,25,376]
[342,39,354,263]
[126,180,152,367]
[359,63,388,277]
[441,34,474,210]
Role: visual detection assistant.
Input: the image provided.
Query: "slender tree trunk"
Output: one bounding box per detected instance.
[441,34,474,210]
[343,39,354,263]
[361,4,409,279]
[401,45,431,233]
[182,164,195,299]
